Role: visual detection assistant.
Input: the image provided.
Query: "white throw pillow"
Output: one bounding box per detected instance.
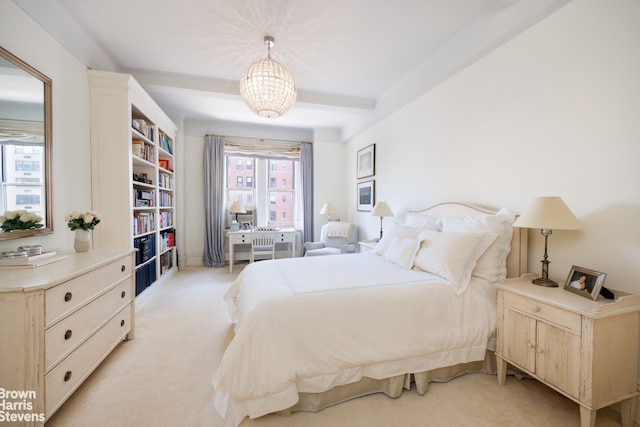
[383,236,421,269]
[372,224,421,256]
[440,208,515,283]
[413,230,497,294]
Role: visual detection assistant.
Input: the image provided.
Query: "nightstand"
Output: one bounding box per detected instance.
[358,240,378,253]
[496,275,640,427]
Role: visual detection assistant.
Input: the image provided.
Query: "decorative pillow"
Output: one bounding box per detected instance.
[372,224,421,256]
[440,208,515,283]
[413,230,497,294]
[383,235,421,269]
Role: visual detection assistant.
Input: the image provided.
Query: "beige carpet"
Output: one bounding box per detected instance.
[46,264,625,427]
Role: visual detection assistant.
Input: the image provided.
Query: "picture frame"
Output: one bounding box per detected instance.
[241,222,251,230]
[357,144,375,178]
[357,180,375,211]
[563,265,607,300]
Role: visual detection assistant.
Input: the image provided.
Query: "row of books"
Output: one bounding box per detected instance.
[160,229,175,253]
[160,251,173,274]
[132,118,155,140]
[158,172,174,189]
[158,191,173,207]
[132,140,154,162]
[159,131,173,154]
[159,211,173,229]
[133,212,155,235]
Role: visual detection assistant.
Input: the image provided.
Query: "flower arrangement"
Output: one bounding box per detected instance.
[65,210,102,231]
[0,210,44,232]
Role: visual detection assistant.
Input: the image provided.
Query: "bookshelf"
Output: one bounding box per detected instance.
[89,70,178,297]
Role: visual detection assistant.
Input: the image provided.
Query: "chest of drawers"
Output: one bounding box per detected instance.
[0,250,135,425]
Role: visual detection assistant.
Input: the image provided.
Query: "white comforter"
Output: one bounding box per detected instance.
[213,254,497,426]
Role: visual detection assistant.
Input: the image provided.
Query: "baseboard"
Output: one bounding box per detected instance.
[134,267,177,314]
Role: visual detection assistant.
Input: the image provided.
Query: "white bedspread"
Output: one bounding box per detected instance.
[213,254,497,426]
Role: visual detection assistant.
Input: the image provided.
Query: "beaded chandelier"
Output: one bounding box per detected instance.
[240,36,297,118]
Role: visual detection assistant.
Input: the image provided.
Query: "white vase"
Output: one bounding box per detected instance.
[74,229,92,252]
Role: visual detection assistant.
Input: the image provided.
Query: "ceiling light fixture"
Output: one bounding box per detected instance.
[240,36,297,119]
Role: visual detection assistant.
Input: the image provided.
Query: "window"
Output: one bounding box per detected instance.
[226,154,297,228]
[236,159,243,170]
[1,143,46,220]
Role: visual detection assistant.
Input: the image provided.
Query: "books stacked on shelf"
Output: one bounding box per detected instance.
[133,212,155,235]
[159,191,173,207]
[132,118,155,140]
[160,229,175,252]
[132,141,154,162]
[135,262,156,295]
[135,189,155,207]
[158,172,173,189]
[159,211,173,229]
[159,131,173,154]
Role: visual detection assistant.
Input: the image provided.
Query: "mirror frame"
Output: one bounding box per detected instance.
[0,46,53,240]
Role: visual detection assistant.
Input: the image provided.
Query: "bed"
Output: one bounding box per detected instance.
[213,203,527,427]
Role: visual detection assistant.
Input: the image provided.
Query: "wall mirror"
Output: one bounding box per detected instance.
[0,46,52,240]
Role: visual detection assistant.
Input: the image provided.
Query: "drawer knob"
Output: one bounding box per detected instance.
[121,265,126,272]
[120,319,125,327]
[531,305,541,312]
[121,291,126,298]
[64,292,73,302]
[64,371,72,382]
[64,329,72,340]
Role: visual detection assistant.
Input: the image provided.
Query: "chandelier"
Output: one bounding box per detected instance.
[240,36,297,118]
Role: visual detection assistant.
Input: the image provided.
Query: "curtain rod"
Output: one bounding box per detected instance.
[207,134,311,144]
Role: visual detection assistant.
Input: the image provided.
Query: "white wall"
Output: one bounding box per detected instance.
[0,2,91,253]
[349,0,640,294]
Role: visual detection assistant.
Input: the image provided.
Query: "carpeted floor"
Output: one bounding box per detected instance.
[46,265,625,427]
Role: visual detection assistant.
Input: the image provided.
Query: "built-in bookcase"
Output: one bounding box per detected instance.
[89,70,178,296]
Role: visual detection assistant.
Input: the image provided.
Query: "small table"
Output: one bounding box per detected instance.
[358,240,378,253]
[227,228,296,273]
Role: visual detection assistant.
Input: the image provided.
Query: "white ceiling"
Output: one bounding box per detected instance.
[14,0,569,141]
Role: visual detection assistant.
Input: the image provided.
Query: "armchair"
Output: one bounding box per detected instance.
[304,222,358,256]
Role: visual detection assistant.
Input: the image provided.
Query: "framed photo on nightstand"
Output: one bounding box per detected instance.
[563,265,606,300]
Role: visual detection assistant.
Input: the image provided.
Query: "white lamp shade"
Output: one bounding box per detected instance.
[229,201,246,214]
[371,201,394,217]
[319,203,336,215]
[513,197,582,230]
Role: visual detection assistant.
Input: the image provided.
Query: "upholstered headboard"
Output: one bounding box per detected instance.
[407,202,528,279]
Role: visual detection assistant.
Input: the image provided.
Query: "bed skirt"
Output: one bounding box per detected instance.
[275,350,498,416]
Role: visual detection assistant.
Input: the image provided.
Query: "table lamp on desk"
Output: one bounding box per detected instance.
[229,202,246,231]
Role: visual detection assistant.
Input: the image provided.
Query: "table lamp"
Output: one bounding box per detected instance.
[320,203,338,221]
[513,196,582,287]
[371,201,394,240]
[229,201,246,231]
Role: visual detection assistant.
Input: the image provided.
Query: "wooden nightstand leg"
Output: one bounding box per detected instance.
[579,405,596,427]
[620,396,637,427]
[496,355,507,385]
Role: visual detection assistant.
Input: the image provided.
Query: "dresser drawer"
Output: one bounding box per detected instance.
[45,254,132,327]
[45,304,132,417]
[503,292,581,333]
[45,277,133,372]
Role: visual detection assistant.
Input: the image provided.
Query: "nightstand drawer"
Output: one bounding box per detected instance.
[504,292,581,332]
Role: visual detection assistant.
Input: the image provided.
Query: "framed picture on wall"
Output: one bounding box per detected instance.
[563,265,607,300]
[357,180,375,211]
[357,144,375,178]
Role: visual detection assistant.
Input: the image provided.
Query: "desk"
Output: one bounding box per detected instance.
[227,228,297,273]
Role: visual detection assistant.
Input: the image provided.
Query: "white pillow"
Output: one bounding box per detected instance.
[403,212,439,230]
[372,224,421,256]
[440,208,515,283]
[413,230,497,294]
[383,236,421,269]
